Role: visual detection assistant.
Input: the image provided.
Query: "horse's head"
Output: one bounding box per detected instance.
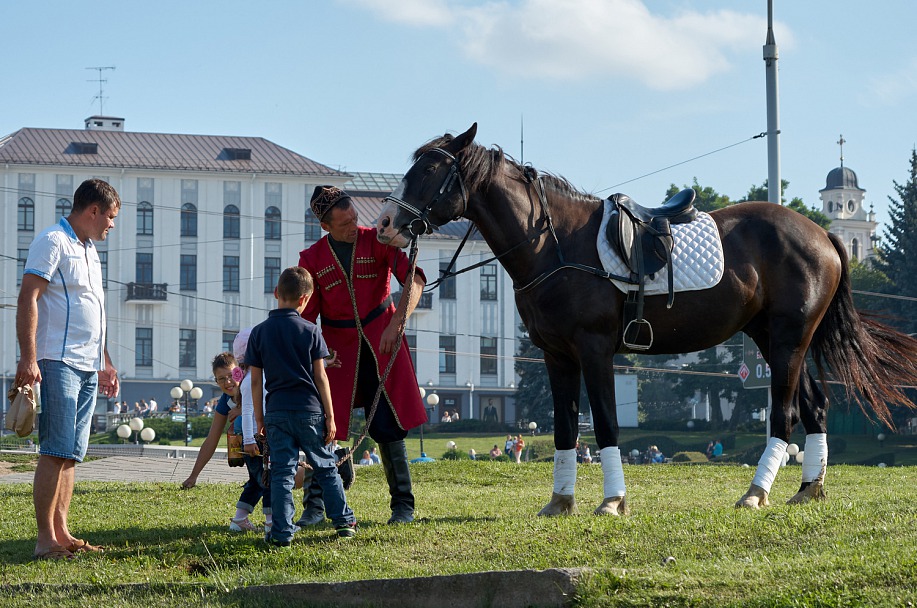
[376,123,478,248]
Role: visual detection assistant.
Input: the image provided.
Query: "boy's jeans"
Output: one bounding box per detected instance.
[265,410,354,542]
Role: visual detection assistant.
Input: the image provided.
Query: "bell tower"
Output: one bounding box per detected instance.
[819,135,877,261]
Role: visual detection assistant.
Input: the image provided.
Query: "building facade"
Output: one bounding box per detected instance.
[1,118,519,428]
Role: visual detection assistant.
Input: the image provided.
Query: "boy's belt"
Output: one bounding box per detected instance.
[321,297,392,329]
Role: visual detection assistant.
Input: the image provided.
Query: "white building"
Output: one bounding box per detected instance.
[0,117,518,427]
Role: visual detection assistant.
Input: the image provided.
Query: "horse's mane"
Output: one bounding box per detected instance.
[413,134,600,205]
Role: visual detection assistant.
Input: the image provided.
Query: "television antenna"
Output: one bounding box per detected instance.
[86,66,116,115]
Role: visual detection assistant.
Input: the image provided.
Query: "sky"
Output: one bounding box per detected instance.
[3,0,916,229]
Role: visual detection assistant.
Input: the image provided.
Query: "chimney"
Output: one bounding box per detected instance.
[84,116,125,132]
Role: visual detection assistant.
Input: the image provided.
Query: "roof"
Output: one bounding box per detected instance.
[0,127,346,177]
[344,171,403,194]
[820,165,864,192]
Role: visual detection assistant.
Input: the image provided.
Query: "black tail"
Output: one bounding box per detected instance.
[809,233,917,428]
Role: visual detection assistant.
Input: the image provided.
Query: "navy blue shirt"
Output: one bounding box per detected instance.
[245,308,329,413]
[215,392,232,416]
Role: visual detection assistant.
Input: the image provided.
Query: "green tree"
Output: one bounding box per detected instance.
[874,148,917,334]
[664,178,732,212]
[849,258,893,313]
[513,324,553,429]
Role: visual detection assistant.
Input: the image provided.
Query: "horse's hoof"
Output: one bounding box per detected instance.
[537,492,577,516]
[594,496,628,516]
[787,481,827,504]
[735,484,770,509]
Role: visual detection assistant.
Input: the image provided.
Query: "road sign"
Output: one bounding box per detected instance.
[740,335,771,389]
[171,413,186,422]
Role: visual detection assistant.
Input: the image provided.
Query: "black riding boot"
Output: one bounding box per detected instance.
[379,440,415,523]
[296,474,326,526]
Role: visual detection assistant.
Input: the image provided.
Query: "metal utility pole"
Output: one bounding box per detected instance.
[763,0,781,204]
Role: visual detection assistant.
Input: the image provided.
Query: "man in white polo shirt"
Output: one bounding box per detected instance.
[15,178,121,560]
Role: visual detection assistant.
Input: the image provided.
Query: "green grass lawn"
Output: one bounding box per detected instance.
[1,459,915,607]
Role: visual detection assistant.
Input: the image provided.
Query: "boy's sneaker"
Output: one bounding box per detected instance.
[263,534,291,549]
[229,517,258,532]
[264,523,300,535]
[335,523,357,538]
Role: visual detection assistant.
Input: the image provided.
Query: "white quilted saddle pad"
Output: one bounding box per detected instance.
[597,198,725,296]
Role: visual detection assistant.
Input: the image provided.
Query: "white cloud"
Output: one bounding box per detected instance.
[349,0,783,91]
[861,57,917,106]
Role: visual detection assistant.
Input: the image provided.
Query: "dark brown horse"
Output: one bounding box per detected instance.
[376,123,917,515]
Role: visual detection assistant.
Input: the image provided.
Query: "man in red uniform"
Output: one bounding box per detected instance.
[297,186,427,524]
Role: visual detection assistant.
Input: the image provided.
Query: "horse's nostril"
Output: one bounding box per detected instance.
[381,217,390,228]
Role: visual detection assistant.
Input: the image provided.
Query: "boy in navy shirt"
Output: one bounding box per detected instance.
[248,267,356,545]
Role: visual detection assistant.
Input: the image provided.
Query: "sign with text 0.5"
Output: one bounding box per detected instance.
[739,334,771,389]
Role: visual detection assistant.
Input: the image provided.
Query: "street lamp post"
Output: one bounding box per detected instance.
[466,381,475,420]
[423,393,439,457]
[128,416,145,444]
[171,379,203,446]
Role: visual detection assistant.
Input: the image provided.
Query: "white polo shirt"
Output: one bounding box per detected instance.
[24,218,106,372]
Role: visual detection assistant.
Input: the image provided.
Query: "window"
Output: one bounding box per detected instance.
[98,250,108,288]
[264,257,281,293]
[406,333,417,369]
[136,328,153,367]
[180,203,198,237]
[56,198,72,222]
[439,335,456,374]
[17,249,28,286]
[224,148,251,161]
[179,329,197,368]
[480,263,498,300]
[222,331,236,354]
[223,205,240,239]
[18,197,34,231]
[305,211,322,241]
[481,337,498,375]
[439,262,456,299]
[136,253,153,283]
[180,255,197,291]
[851,238,860,261]
[137,201,154,235]
[223,255,240,292]
[265,206,282,240]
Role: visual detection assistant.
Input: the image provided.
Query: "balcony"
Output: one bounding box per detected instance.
[393,291,433,310]
[125,282,169,302]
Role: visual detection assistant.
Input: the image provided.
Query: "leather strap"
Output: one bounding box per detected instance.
[321,297,392,329]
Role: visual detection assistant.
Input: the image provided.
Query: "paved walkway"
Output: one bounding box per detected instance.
[0,451,246,485]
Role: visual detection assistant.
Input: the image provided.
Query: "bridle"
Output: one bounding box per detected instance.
[381,148,468,237]
[387,149,631,294]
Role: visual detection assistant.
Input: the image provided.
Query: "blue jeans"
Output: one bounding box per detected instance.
[265,410,354,542]
[238,451,271,515]
[37,360,98,462]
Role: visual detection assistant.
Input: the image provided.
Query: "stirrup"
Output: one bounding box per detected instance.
[623,318,653,351]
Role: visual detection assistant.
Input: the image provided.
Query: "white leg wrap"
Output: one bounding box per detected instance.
[802,433,828,483]
[552,449,578,495]
[600,447,626,498]
[751,437,788,493]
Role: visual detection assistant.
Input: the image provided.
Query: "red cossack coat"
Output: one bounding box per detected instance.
[299,226,427,440]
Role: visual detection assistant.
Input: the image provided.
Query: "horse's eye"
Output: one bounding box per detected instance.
[424,164,436,174]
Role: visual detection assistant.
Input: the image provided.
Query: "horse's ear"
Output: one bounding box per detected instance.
[447,123,477,153]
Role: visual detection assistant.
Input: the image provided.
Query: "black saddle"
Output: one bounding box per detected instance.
[606,189,697,350]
